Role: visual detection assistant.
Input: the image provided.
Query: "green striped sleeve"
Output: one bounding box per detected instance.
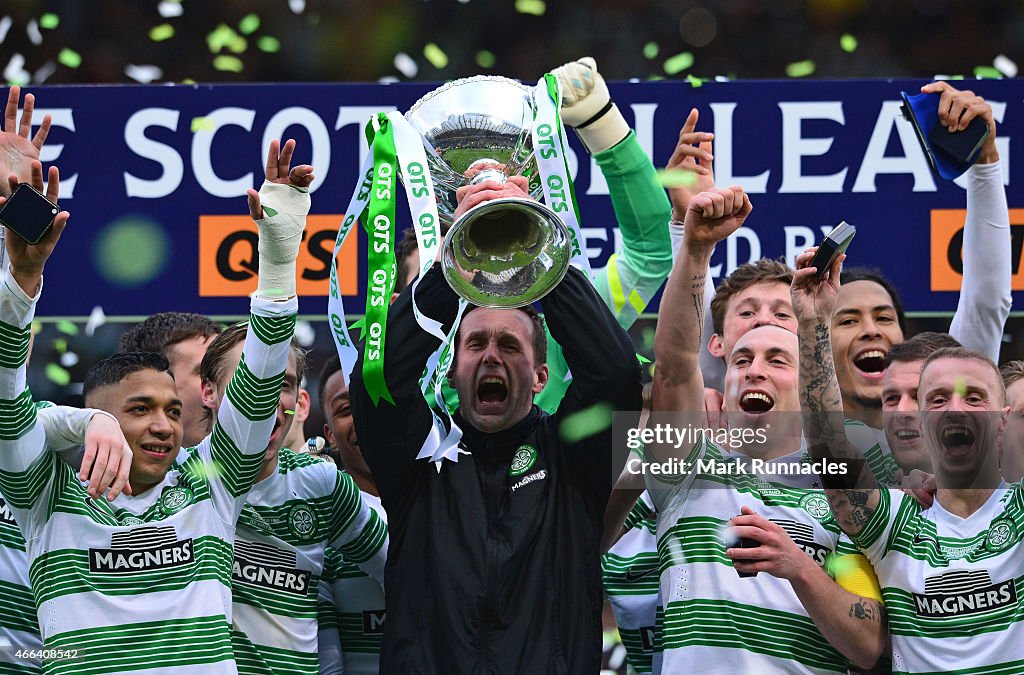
[0,319,31,370]
[225,353,286,422]
[0,445,50,510]
[209,424,264,499]
[0,390,37,442]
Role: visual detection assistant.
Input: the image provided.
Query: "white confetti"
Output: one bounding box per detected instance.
[288,0,306,14]
[377,76,399,84]
[26,19,42,45]
[59,351,79,368]
[32,60,56,84]
[393,52,417,78]
[157,1,184,18]
[994,54,1018,79]
[715,75,730,82]
[0,16,11,45]
[294,320,315,348]
[3,53,29,86]
[84,305,106,336]
[124,64,163,83]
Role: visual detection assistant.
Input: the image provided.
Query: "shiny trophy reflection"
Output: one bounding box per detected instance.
[405,76,571,308]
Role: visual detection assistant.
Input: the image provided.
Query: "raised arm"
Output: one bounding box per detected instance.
[0,161,68,529]
[921,83,1013,361]
[792,249,880,537]
[545,265,641,503]
[202,140,306,518]
[653,187,749,415]
[351,262,461,504]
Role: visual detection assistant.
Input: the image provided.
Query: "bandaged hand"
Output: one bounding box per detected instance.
[552,57,629,153]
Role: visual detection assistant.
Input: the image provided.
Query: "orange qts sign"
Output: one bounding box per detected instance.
[199,216,357,297]
[930,209,1024,291]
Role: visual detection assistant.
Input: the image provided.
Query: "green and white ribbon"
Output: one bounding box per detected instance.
[327,148,374,385]
[361,113,400,406]
[532,74,592,277]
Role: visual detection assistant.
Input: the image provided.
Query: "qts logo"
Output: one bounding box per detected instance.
[199,215,358,297]
[931,209,1024,291]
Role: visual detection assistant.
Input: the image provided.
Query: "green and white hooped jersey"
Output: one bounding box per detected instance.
[0,492,41,674]
[602,491,659,675]
[854,422,900,487]
[852,485,1024,674]
[231,450,387,675]
[318,491,387,675]
[647,438,849,674]
[0,275,297,675]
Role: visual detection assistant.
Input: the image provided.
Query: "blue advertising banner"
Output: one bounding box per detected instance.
[14,79,1022,318]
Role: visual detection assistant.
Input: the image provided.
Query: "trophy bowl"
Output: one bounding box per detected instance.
[405,76,572,309]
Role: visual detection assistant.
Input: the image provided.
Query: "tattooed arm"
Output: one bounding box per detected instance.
[653,187,752,418]
[792,248,881,536]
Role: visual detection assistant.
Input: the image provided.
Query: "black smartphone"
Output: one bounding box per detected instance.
[735,536,759,578]
[809,221,856,279]
[0,183,59,245]
[928,116,989,165]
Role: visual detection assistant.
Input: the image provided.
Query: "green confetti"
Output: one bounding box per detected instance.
[973,65,1002,79]
[642,326,655,349]
[423,43,448,69]
[191,116,214,132]
[687,74,704,88]
[257,36,280,53]
[192,459,223,481]
[263,206,278,218]
[664,51,694,75]
[515,0,546,16]
[46,363,71,386]
[149,24,175,42]
[238,13,261,35]
[182,78,196,84]
[39,13,60,29]
[840,33,858,53]
[53,338,67,354]
[207,23,238,53]
[656,168,698,187]
[954,376,967,399]
[31,321,42,335]
[643,42,659,59]
[285,409,296,416]
[786,60,816,78]
[56,320,78,335]
[647,74,665,81]
[213,55,245,73]
[58,48,82,69]
[228,35,247,54]
[558,402,612,444]
[475,50,496,68]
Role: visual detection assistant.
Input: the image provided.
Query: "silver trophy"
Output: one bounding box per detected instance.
[405,76,571,308]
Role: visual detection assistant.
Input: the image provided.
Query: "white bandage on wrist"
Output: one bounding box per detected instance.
[254,181,310,299]
[553,56,630,153]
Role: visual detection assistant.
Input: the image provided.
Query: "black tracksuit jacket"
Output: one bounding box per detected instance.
[350,264,642,674]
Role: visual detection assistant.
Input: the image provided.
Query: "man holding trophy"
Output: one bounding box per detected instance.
[347,60,644,672]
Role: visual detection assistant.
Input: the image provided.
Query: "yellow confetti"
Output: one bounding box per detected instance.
[423,43,448,69]
[656,168,698,187]
[39,13,59,29]
[786,60,816,78]
[149,24,175,42]
[212,55,244,73]
[664,52,694,75]
[58,48,82,69]
[515,0,546,16]
[190,116,214,132]
[238,13,260,35]
[840,33,858,53]
[257,36,280,53]
[46,363,71,386]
